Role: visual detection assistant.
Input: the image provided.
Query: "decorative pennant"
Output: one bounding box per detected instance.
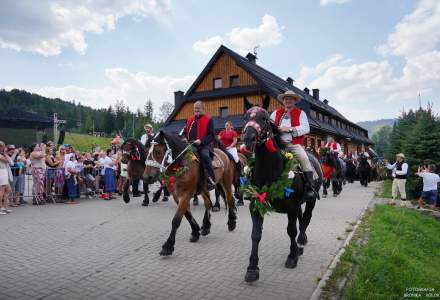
[284,187,294,198]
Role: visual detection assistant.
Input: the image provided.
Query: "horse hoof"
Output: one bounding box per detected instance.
[189,233,200,243]
[201,228,210,236]
[228,221,236,232]
[162,197,169,202]
[236,200,244,206]
[245,269,259,283]
[123,195,130,203]
[133,193,141,197]
[160,247,173,256]
[152,195,160,203]
[212,206,220,212]
[285,255,298,269]
[297,233,308,246]
[298,247,304,256]
[142,201,149,207]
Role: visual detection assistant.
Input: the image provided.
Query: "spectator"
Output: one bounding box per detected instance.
[385,153,408,204]
[45,142,61,200]
[416,165,440,211]
[64,154,80,204]
[30,143,47,205]
[0,141,13,215]
[7,145,22,206]
[100,149,117,199]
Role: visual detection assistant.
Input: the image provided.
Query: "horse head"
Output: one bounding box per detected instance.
[242,95,275,153]
[319,147,337,168]
[121,138,146,162]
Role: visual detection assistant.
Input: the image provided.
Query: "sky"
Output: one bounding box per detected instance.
[0,0,439,122]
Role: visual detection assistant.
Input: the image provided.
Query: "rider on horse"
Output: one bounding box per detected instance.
[184,101,216,190]
[270,90,316,199]
[325,136,343,168]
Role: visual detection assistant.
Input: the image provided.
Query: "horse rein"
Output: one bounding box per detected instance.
[243,107,273,145]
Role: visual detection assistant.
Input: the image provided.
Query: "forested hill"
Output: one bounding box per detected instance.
[0,89,156,137]
[358,119,395,135]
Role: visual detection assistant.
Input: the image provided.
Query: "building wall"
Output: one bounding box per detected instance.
[174,95,283,120]
[195,54,257,92]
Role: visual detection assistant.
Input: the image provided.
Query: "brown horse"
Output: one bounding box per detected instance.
[144,131,237,256]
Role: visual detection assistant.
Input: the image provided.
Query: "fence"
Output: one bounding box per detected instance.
[9,166,105,203]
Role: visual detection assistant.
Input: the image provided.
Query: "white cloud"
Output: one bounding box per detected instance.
[0,0,171,56]
[192,36,225,55]
[376,0,440,58]
[193,14,283,55]
[7,68,195,117]
[320,0,351,6]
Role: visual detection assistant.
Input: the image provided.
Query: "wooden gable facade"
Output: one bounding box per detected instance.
[163,45,373,154]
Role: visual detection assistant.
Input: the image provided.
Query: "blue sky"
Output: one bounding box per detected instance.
[1,0,439,122]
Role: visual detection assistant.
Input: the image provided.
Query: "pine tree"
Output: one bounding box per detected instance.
[144,99,154,121]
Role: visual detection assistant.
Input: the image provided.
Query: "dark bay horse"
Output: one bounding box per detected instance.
[143,131,237,256]
[242,97,322,283]
[121,138,169,206]
[345,158,357,183]
[357,154,371,187]
[320,148,346,197]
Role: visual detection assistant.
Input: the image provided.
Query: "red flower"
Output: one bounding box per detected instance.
[265,139,277,153]
[168,176,176,192]
[256,192,267,204]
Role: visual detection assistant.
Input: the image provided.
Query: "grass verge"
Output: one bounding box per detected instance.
[321,204,440,300]
[64,132,112,152]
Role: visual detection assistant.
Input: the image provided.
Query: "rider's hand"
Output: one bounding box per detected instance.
[279,127,291,133]
[194,139,201,145]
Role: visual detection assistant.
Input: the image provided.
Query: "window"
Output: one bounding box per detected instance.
[229,75,239,87]
[213,78,222,89]
[310,110,316,118]
[219,106,228,118]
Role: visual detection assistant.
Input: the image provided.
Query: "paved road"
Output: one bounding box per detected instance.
[0,182,378,300]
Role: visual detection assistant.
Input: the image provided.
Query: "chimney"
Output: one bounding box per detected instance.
[323,99,329,105]
[174,90,184,107]
[246,52,257,64]
[304,87,310,95]
[286,77,294,85]
[312,88,320,100]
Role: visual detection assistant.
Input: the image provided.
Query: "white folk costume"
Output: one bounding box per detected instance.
[325,141,343,158]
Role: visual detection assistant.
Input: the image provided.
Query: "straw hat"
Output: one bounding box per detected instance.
[396,153,405,159]
[277,90,302,102]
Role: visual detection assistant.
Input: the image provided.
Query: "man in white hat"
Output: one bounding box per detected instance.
[270,90,316,199]
[140,124,154,148]
[385,153,408,202]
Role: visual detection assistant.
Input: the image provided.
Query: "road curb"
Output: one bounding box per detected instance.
[309,193,376,300]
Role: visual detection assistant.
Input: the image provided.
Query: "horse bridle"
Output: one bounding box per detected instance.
[122,142,141,161]
[243,106,273,145]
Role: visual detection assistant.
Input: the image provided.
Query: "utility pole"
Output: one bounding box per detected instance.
[92,120,95,136]
[132,114,135,138]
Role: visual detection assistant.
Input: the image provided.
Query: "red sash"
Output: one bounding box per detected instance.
[274,108,304,145]
[185,114,211,140]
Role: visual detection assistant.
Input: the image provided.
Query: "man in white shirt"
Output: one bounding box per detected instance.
[140,124,154,148]
[416,164,439,210]
[385,153,408,201]
[270,90,316,199]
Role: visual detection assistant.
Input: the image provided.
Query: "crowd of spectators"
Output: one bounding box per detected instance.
[0,140,125,215]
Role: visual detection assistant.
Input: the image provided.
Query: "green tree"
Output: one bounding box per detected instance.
[144,99,154,121]
[103,105,115,134]
[372,125,392,157]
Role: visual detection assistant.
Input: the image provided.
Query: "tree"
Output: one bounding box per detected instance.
[144,99,154,120]
[103,105,115,134]
[158,101,174,122]
[371,125,392,157]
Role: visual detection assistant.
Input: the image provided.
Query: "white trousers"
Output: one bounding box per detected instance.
[226,147,240,163]
[392,178,407,200]
[285,143,313,172]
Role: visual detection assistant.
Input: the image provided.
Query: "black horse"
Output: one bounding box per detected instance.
[242,97,322,283]
[121,138,169,206]
[357,155,371,187]
[320,149,346,197]
[345,158,357,183]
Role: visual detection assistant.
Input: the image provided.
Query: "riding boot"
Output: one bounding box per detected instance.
[304,171,317,200]
[205,166,216,191]
[235,161,242,175]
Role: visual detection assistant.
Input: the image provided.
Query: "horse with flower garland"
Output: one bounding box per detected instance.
[240,97,323,282]
[143,131,237,256]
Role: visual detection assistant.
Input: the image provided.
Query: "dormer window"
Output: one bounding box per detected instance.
[229,75,239,87]
[219,106,228,118]
[213,78,222,89]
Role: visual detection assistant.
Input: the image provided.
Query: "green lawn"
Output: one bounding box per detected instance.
[380,179,393,198]
[64,132,112,152]
[322,205,440,300]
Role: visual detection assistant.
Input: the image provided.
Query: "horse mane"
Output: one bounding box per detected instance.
[160,132,188,164]
[270,122,284,150]
[123,138,147,161]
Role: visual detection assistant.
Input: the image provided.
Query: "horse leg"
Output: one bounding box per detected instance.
[322,179,328,198]
[193,195,199,206]
[212,186,221,212]
[224,184,237,232]
[245,202,263,282]
[286,205,300,268]
[184,210,201,242]
[160,192,192,256]
[162,185,169,202]
[152,185,162,202]
[298,199,316,246]
[142,180,150,206]
[235,182,244,206]
[123,179,130,203]
[201,192,212,236]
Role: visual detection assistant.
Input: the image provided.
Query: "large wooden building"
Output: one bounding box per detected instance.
[162,45,373,154]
